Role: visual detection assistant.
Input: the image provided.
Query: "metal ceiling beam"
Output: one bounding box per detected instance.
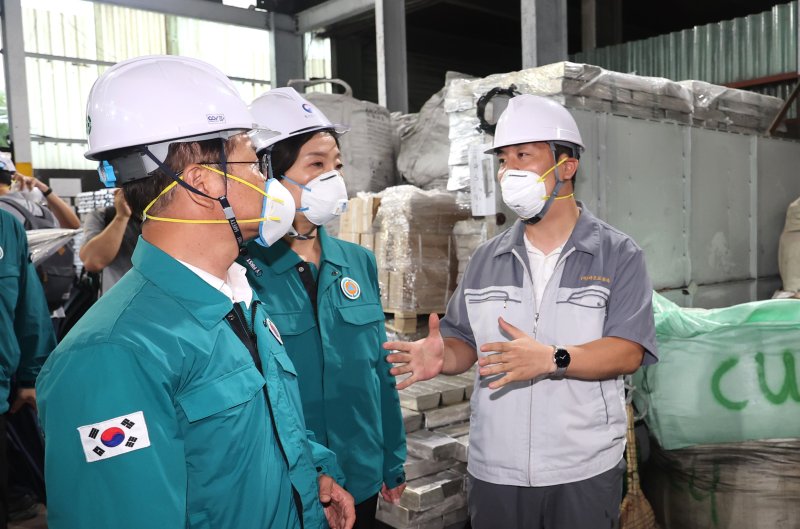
[440,0,518,21]
[94,0,270,29]
[296,0,375,33]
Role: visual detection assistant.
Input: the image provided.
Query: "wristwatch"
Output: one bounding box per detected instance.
[42,186,53,197]
[551,346,571,379]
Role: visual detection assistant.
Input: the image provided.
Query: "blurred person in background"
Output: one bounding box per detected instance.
[79,188,141,295]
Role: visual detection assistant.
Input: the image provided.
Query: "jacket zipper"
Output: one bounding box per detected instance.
[511,246,575,486]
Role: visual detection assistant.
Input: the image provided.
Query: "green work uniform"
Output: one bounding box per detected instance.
[37,238,342,529]
[244,227,406,504]
[0,209,55,412]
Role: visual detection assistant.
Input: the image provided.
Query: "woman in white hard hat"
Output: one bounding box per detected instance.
[243,87,407,529]
[37,56,354,529]
[386,94,658,529]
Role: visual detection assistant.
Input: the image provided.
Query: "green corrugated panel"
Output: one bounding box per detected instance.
[569,1,798,85]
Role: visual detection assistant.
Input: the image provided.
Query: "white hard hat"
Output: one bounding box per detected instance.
[488,94,584,154]
[248,87,349,152]
[85,55,261,165]
[0,152,16,173]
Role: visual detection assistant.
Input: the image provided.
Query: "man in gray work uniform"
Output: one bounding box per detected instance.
[385,94,658,529]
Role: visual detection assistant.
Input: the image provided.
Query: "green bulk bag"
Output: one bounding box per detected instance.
[632,293,800,450]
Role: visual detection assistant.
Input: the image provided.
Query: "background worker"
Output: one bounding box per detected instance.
[0,208,56,527]
[79,188,141,295]
[385,95,658,529]
[0,153,80,232]
[244,87,407,528]
[37,55,354,529]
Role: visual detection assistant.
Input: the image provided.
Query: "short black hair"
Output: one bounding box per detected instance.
[265,128,340,180]
[122,136,239,220]
[0,171,12,186]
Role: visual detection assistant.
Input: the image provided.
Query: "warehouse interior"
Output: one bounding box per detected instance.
[1,0,799,528]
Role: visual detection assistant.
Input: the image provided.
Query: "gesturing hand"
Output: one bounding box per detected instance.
[478,317,554,389]
[384,314,445,390]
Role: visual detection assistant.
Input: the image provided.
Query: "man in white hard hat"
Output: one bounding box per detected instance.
[385,94,658,529]
[36,55,355,529]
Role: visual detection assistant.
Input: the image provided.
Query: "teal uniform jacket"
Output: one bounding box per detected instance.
[0,209,55,413]
[244,227,406,504]
[37,238,343,529]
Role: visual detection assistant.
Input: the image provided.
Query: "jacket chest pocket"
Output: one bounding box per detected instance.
[554,286,609,343]
[464,286,527,350]
[270,311,316,339]
[334,302,384,365]
[178,365,265,423]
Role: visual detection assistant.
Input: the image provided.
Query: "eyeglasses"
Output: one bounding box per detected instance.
[199,161,263,179]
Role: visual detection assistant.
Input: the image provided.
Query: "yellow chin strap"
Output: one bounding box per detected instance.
[142,165,284,224]
[539,157,574,201]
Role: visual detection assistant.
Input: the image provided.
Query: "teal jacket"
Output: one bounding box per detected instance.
[244,227,406,504]
[0,209,54,413]
[37,238,342,529]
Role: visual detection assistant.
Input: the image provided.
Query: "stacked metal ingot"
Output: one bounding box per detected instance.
[75,189,115,214]
[444,61,784,190]
[378,369,476,529]
[678,80,783,134]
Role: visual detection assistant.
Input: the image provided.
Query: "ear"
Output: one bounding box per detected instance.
[181,164,225,209]
[557,154,579,182]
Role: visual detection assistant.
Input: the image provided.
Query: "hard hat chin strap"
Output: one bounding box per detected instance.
[141,141,262,276]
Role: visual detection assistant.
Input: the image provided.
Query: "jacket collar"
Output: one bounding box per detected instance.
[494,201,601,258]
[251,226,348,275]
[131,237,234,329]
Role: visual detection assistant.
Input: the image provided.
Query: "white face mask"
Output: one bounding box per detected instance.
[255,177,297,247]
[500,158,569,221]
[284,170,348,226]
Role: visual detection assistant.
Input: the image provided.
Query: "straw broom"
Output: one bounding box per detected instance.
[620,402,659,529]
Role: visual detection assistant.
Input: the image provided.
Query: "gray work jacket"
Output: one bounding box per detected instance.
[440,205,657,487]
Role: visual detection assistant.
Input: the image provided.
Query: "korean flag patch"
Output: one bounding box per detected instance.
[77,411,151,463]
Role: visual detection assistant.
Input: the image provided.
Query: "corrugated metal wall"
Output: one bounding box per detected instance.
[571,2,798,126]
[572,2,797,85]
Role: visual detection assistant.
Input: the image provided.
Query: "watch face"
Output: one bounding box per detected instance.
[554,348,571,368]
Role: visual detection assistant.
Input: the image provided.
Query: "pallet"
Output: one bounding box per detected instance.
[384,309,444,335]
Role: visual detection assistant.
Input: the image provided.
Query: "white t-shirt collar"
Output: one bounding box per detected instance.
[178,259,253,308]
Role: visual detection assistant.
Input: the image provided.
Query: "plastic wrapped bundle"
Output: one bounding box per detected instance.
[779,196,800,291]
[444,62,695,190]
[27,229,80,266]
[678,80,783,133]
[452,219,496,285]
[373,186,471,313]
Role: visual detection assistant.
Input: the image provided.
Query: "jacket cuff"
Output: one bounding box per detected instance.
[383,467,406,488]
